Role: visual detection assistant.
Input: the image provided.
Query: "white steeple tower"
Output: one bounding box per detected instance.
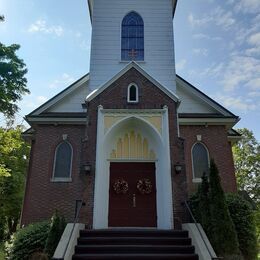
[88,0,178,93]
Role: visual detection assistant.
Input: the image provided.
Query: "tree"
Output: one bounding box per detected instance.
[208,159,240,256]
[197,173,211,233]
[232,128,260,204]
[0,127,30,240]
[0,43,30,118]
[0,15,4,21]
[226,193,258,260]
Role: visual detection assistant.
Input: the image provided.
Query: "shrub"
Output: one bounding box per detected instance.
[208,160,240,256]
[189,160,240,257]
[44,211,66,258]
[197,173,211,233]
[226,193,258,260]
[5,221,50,260]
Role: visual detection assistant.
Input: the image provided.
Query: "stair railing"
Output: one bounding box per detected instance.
[183,200,222,260]
[62,199,85,259]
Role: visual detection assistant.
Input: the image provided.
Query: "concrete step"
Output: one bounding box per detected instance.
[80,229,189,238]
[77,236,192,245]
[72,253,199,260]
[75,244,195,254]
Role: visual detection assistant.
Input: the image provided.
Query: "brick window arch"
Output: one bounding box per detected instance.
[52,141,73,181]
[191,142,210,181]
[121,11,144,61]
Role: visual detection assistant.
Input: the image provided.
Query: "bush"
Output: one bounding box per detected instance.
[226,193,258,260]
[208,160,240,256]
[44,211,66,258]
[189,160,241,257]
[5,221,49,260]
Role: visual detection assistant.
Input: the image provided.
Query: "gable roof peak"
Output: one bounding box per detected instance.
[86,61,180,103]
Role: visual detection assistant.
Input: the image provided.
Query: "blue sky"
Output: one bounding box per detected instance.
[0,0,259,140]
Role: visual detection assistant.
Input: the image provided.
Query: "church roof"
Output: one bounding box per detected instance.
[87,0,178,23]
[25,65,239,128]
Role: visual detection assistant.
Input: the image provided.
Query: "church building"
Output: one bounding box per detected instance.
[21,0,240,230]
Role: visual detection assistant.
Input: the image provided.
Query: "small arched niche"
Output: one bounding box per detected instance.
[127,83,139,103]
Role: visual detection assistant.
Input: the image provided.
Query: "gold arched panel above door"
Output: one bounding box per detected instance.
[110,130,156,160]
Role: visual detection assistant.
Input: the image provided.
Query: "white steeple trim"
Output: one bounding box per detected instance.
[87,0,178,23]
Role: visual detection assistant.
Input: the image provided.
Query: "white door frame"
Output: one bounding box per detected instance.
[93,106,174,229]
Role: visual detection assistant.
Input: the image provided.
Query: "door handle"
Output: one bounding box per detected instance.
[133,193,136,208]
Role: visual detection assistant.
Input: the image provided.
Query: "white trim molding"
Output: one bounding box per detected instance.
[86,61,180,104]
[127,83,139,103]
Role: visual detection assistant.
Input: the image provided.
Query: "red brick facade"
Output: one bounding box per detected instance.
[21,68,237,227]
[180,125,237,194]
[21,125,94,226]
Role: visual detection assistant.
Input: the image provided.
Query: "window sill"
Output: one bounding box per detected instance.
[192,178,202,183]
[51,178,72,183]
[119,60,146,64]
[127,101,139,104]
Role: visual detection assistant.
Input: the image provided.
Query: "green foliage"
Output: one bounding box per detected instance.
[0,242,5,260]
[0,215,7,242]
[0,15,4,21]
[197,173,211,233]
[233,128,260,205]
[253,210,260,251]
[208,159,239,256]
[5,221,50,260]
[0,42,29,118]
[190,160,241,257]
[226,193,258,260]
[44,211,66,258]
[5,212,66,260]
[0,127,30,240]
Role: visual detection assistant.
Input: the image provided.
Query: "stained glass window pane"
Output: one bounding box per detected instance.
[54,142,72,178]
[192,143,209,179]
[121,12,144,61]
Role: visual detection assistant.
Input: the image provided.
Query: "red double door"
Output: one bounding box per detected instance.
[108,162,157,227]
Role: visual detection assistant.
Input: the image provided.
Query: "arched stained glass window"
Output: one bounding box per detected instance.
[192,143,209,180]
[53,141,73,180]
[121,12,144,61]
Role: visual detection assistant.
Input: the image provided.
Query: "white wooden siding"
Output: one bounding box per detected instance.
[47,81,90,113]
[89,0,176,92]
[176,82,218,114]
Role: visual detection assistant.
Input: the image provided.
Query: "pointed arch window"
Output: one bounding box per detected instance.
[127,83,139,103]
[192,142,209,181]
[52,141,73,181]
[121,11,144,61]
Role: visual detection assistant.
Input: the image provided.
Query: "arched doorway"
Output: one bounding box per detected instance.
[93,110,173,229]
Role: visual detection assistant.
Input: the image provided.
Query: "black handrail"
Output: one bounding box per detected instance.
[61,200,85,259]
[183,201,222,260]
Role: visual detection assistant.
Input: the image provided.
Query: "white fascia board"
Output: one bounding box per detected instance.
[227,136,242,144]
[176,76,235,117]
[88,0,93,23]
[30,74,89,116]
[172,0,178,17]
[86,62,180,104]
[26,117,86,125]
[101,108,165,114]
[179,118,239,128]
[87,0,178,22]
